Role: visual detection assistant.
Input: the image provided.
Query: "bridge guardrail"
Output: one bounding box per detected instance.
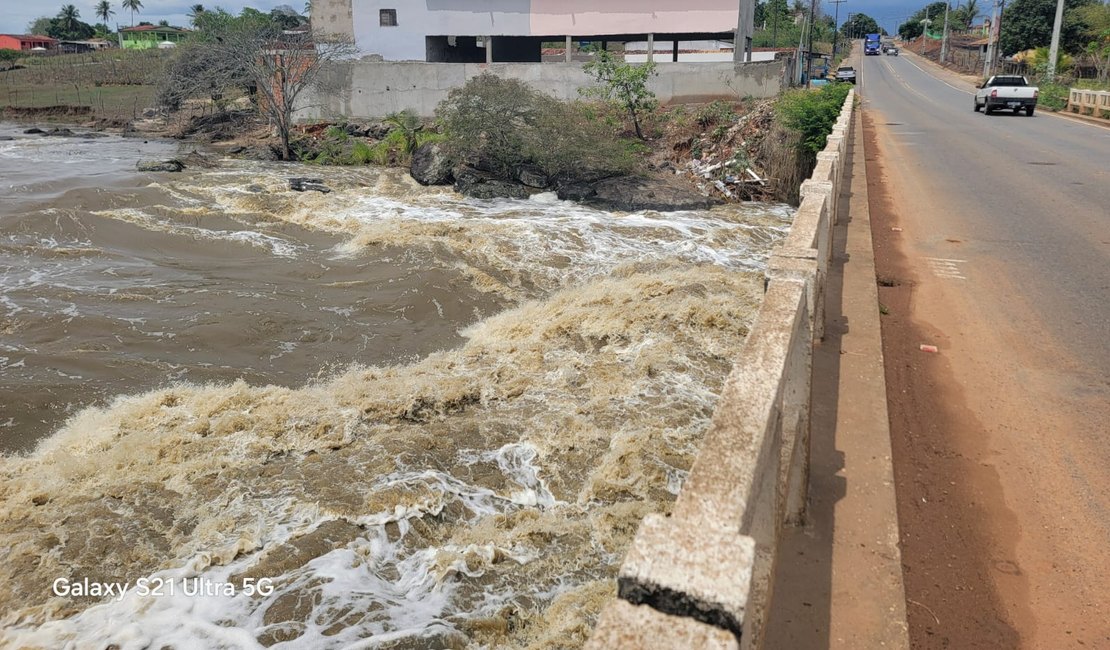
[1067,88,1110,118]
[585,89,855,650]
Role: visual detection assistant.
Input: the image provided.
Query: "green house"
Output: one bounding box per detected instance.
[118,25,190,50]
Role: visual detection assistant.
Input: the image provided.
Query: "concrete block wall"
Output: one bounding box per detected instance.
[587,88,856,649]
[297,60,785,120]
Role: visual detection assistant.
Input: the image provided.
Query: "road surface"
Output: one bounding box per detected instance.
[858,52,1109,648]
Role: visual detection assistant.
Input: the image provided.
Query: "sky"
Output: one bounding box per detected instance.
[0,0,300,35]
[1,1,953,42]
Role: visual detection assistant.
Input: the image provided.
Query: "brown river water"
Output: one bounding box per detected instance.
[0,122,793,648]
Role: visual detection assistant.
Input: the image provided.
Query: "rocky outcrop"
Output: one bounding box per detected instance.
[557,174,720,212]
[410,141,454,186]
[41,127,78,137]
[136,159,185,172]
[453,166,533,200]
[288,177,331,193]
[23,128,45,135]
[514,164,550,189]
[181,150,219,169]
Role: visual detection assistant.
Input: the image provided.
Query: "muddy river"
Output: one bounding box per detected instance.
[0,122,792,648]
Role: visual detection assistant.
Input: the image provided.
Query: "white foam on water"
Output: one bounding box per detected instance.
[90,207,303,258]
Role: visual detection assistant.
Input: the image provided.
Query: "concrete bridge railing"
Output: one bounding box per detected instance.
[586,88,855,650]
[1067,88,1110,118]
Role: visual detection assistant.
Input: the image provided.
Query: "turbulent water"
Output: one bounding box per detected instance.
[0,122,793,649]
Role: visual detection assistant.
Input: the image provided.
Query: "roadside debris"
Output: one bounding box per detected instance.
[919,344,939,353]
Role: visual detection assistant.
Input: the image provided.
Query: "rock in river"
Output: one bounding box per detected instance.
[136,159,185,172]
[557,174,720,212]
[410,141,454,186]
[288,177,331,193]
[453,166,532,200]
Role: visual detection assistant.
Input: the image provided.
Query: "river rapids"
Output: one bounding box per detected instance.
[0,123,792,649]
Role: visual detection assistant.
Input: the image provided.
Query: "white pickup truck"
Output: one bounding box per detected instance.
[974,75,1040,116]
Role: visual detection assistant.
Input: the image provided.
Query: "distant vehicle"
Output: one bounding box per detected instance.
[885,46,899,56]
[864,33,881,55]
[974,75,1039,116]
[835,66,857,84]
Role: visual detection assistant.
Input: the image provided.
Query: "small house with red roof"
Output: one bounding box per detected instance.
[0,34,58,51]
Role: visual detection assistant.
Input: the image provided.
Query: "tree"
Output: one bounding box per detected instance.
[999,0,1096,56]
[121,0,143,27]
[28,17,54,35]
[580,47,658,140]
[270,5,308,30]
[0,50,22,70]
[842,13,881,39]
[57,5,82,34]
[46,7,95,40]
[159,9,357,160]
[188,4,205,26]
[95,1,114,25]
[1073,3,1110,80]
[899,2,949,40]
[954,0,980,30]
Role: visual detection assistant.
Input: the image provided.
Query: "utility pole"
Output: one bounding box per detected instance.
[921,7,931,55]
[830,0,847,58]
[1046,0,1065,79]
[940,2,951,63]
[805,0,817,87]
[983,0,1000,79]
[773,8,780,48]
[734,0,755,62]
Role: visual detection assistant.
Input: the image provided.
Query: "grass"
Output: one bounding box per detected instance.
[1033,77,1110,113]
[0,49,168,121]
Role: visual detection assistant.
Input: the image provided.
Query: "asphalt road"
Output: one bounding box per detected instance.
[857,52,1109,648]
[859,54,1109,378]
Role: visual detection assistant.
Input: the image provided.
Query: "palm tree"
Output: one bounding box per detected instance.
[57,5,82,34]
[121,0,143,26]
[95,1,114,25]
[958,0,980,31]
[187,4,205,26]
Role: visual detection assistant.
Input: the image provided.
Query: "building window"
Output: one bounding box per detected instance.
[380,9,397,27]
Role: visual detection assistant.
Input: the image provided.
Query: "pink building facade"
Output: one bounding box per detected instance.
[315,0,747,62]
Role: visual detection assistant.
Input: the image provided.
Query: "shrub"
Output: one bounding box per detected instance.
[437,73,637,183]
[1035,79,1069,112]
[580,47,658,140]
[696,100,737,128]
[775,83,851,154]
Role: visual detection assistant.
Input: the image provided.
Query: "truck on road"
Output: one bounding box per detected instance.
[974,75,1040,116]
[865,33,881,55]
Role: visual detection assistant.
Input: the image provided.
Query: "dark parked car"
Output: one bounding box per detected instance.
[835,66,857,84]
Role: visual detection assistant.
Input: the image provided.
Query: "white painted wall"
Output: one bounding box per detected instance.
[352,0,532,61]
[348,0,739,61]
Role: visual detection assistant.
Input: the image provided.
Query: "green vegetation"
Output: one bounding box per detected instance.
[580,47,658,139]
[0,50,21,71]
[898,2,948,41]
[1036,79,1070,111]
[776,82,852,153]
[999,0,1096,57]
[438,73,637,182]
